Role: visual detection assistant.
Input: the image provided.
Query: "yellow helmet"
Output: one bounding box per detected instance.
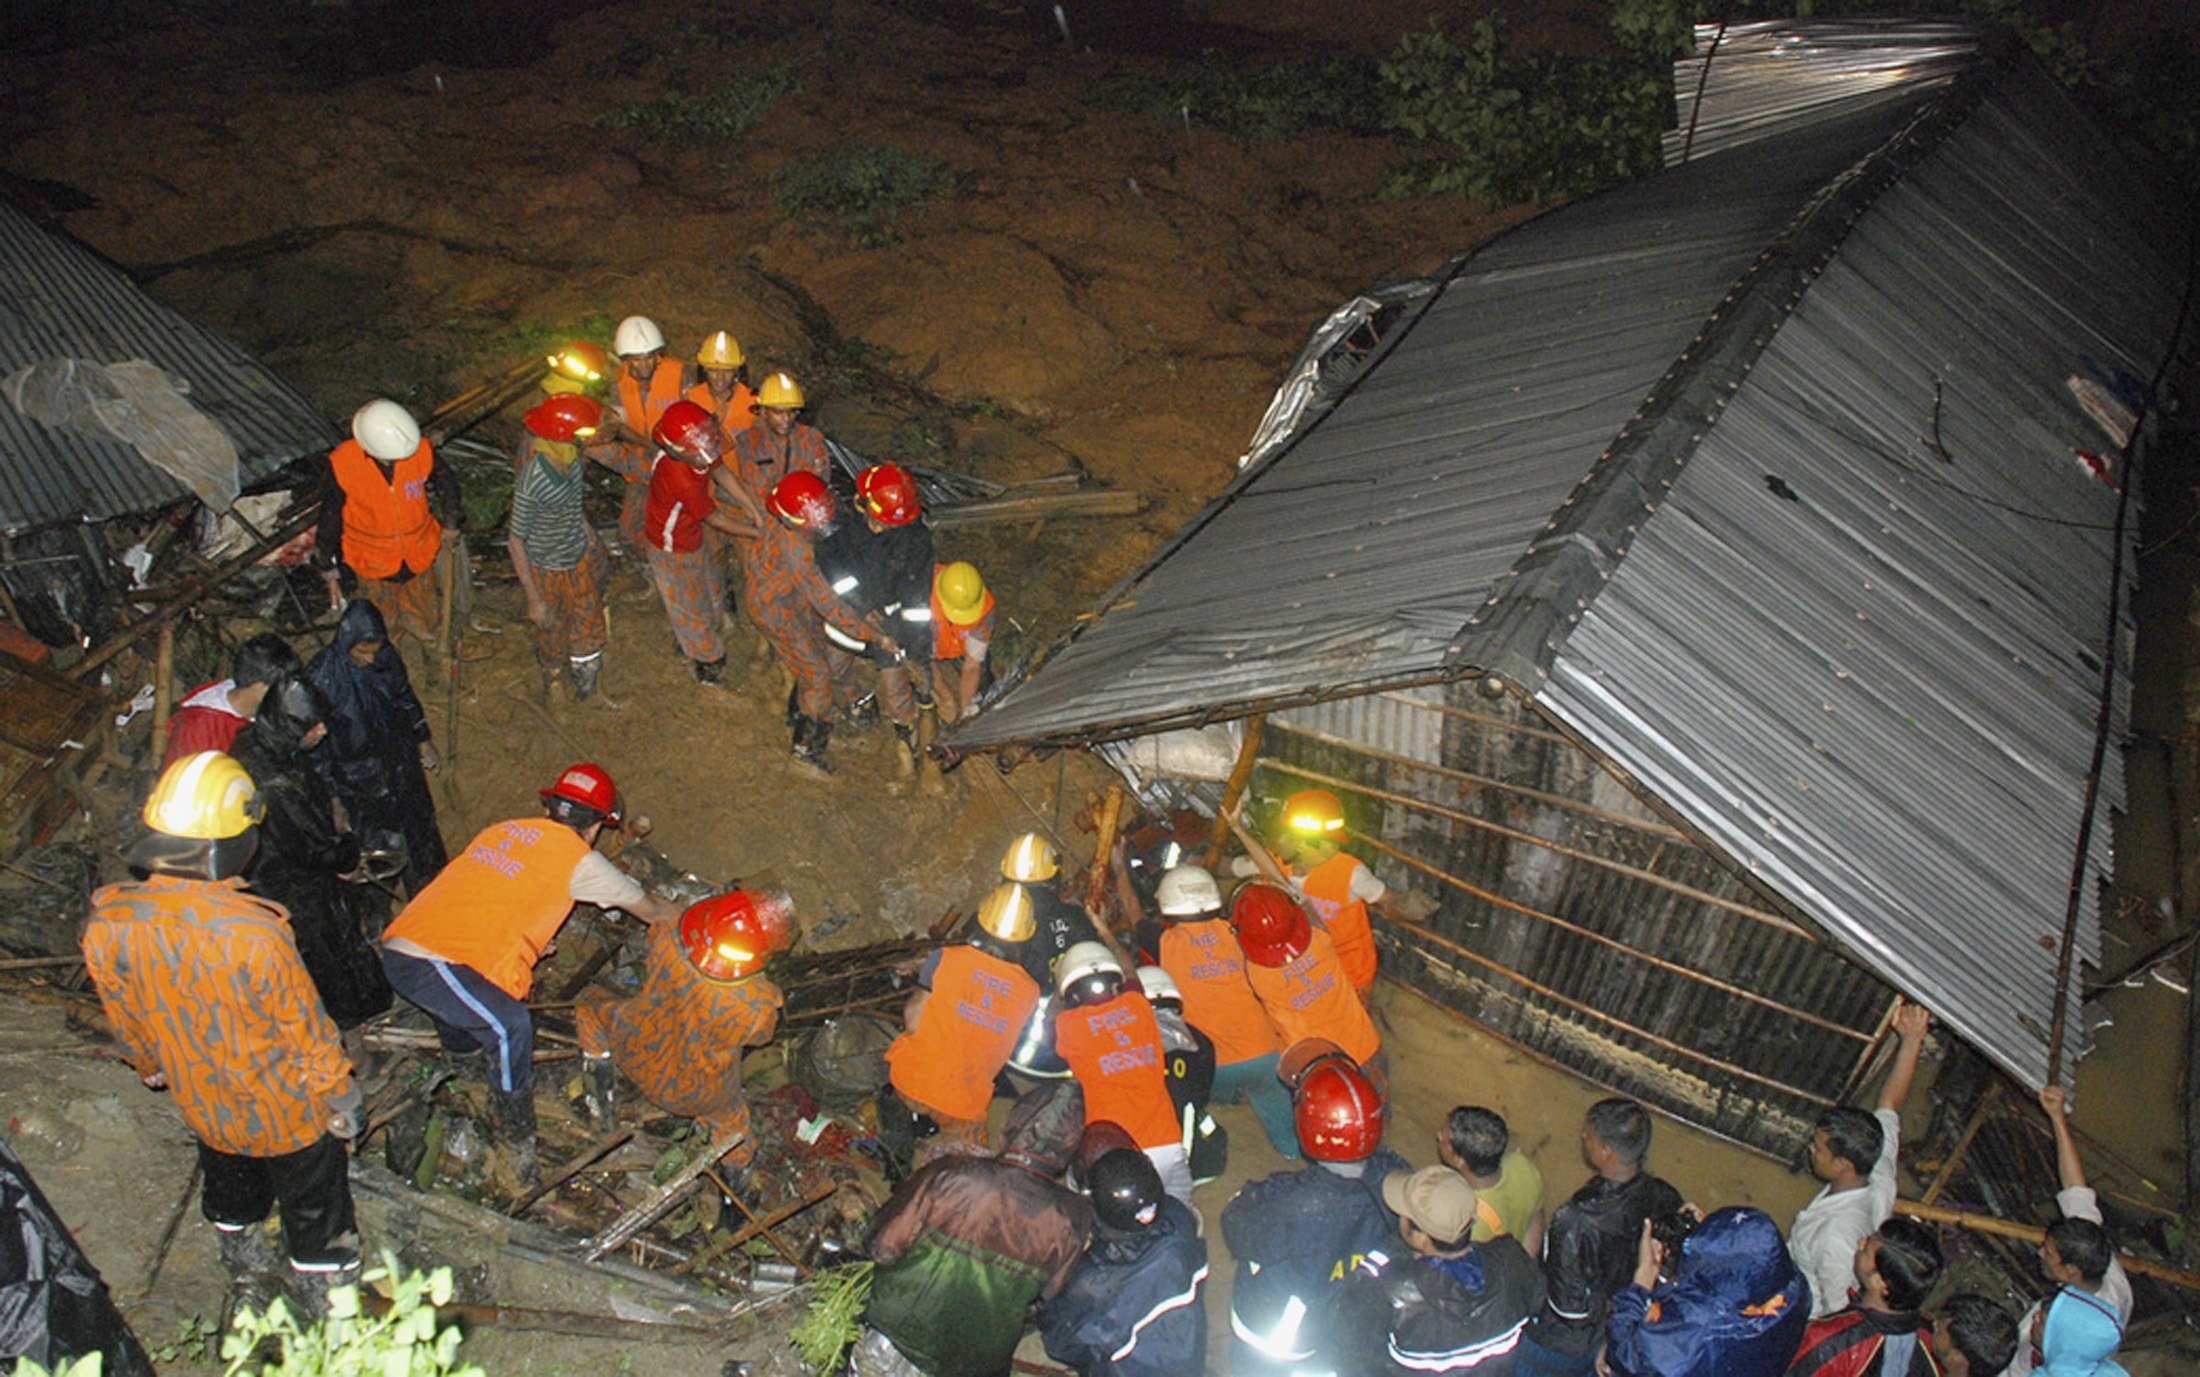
[936,561,989,626]
[1000,832,1059,883]
[757,371,805,409]
[697,330,745,369]
[976,883,1037,944]
[1282,788,1346,836]
[144,752,263,840]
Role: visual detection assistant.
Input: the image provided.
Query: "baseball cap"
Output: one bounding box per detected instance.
[1383,1166,1479,1246]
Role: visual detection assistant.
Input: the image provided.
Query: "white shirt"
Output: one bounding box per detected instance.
[1790,1106,1901,1318]
[2004,1186,2133,1377]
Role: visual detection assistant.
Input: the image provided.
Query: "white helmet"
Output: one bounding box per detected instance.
[1135,966,1181,1006]
[613,315,667,358]
[351,399,421,461]
[1055,940,1123,1001]
[1154,864,1221,918]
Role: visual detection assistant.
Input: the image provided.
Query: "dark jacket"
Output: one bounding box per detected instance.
[1223,1148,1411,1377]
[1038,1196,1209,1377]
[1788,1306,1936,1377]
[1603,1206,1810,1377]
[232,675,389,1028]
[1331,1236,1546,1375]
[865,1153,1093,1375]
[814,518,935,662]
[306,599,447,890]
[1530,1169,1684,1356]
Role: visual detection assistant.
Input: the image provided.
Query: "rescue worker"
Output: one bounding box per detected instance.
[814,462,937,773]
[575,890,790,1171]
[1039,1125,1210,1377]
[688,329,757,434]
[855,1081,1092,1377]
[508,393,611,701]
[1138,862,1296,1157]
[930,560,995,723]
[723,370,830,523]
[1329,1164,1547,1375]
[723,373,835,710]
[645,400,748,683]
[380,764,679,1182]
[1137,965,1226,1184]
[316,398,457,651]
[82,753,363,1320]
[1233,880,1385,1082]
[1274,787,1395,998]
[541,340,609,398]
[1000,831,1119,987]
[881,882,1043,1168]
[231,674,392,1043]
[164,633,301,766]
[1053,942,1192,1203]
[1222,1049,1406,1377]
[761,473,889,774]
[591,315,687,560]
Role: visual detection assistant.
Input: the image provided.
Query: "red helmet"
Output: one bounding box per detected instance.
[768,471,838,531]
[678,890,793,982]
[653,399,723,466]
[1231,882,1311,967]
[524,393,603,442]
[542,762,619,823]
[1294,1055,1385,1162]
[855,463,920,526]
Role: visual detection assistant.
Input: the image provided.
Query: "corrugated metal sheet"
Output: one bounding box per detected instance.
[954,24,2192,1097]
[948,82,1944,751]
[0,200,336,533]
[1529,54,2182,1090]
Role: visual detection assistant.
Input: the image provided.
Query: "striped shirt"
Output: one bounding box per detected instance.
[509,442,590,570]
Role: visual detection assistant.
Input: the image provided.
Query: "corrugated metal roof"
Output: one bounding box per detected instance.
[0,200,337,533]
[951,24,2192,1090]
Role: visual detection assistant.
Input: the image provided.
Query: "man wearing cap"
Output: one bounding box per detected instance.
[381,764,678,1183]
[1332,1165,1546,1375]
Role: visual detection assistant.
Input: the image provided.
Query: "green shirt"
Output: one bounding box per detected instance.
[1470,1148,1545,1244]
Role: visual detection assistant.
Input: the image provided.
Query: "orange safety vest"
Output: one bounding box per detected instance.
[687,380,757,436]
[930,564,998,662]
[384,818,593,1000]
[1300,852,1378,992]
[1244,926,1381,1067]
[885,945,1039,1123]
[619,362,686,441]
[330,438,441,579]
[1159,918,1280,1067]
[1054,989,1181,1150]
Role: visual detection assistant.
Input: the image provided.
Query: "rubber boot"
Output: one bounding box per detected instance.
[490,1085,539,1193]
[892,721,917,779]
[694,656,727,685]
[580,1054,620,1131]
[792,714,834,778]
[844,693,879,728]
[287,1256,363,1323]
[785,683,803,731]
[570,653,602,701]
[217,1224,284,1324]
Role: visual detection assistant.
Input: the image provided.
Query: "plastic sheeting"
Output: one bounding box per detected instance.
[4,358,243,513]
[0,1135,153,1376]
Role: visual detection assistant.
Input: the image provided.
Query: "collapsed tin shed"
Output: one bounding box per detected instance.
[946,21,2195,1155]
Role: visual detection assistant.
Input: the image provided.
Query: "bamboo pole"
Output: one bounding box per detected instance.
[1893,1199,2200,1292]
[1281,761,1810,938]
[1351,831,1868,1042]
[71,502,320,681]
[670,1179,839,1277]
[150,623,175,760]
[1203,714,1266,871]
[510,1130,635,1217]
[1921,1081,2000,1206]
[1390,907,1837,1106]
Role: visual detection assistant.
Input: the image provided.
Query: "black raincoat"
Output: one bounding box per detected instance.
[232,674,391,1028]
[305,599,448,892]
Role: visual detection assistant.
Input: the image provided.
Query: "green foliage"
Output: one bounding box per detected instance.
[454,457,515,535]
[220,1255,484,1377]
[475,314,619,366]
[1956,0,2094,85]
[1608,0,1697,64]
[10,1355,104,1377]
[788,1261,873,1375]
[1088,54,1387,140]
[148,1313,223,1366]
[770,145,955,246]
[1379,17,1673,204]
[594,67,796,141]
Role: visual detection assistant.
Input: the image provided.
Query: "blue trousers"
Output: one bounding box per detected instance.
[382,949,534,1093]
[1211,1051,1298,1157]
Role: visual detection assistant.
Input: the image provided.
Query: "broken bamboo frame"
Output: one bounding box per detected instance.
[510,1129,635,1217]
[671,1179,840,1278]
[1350,831,1868,1042]
[705,1170,817,1280]
[1278,760,1811,938]
[580,1126,748,1263]
[1892,1199,2200,1292]
[1203,713,1266,872]
[71,502,321,681]
[360,1290,726,1342]
[1224,808,1293,890]
[1086,781,1125,912]
[1921,1081,2001,1207]
[151,623,174,760]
